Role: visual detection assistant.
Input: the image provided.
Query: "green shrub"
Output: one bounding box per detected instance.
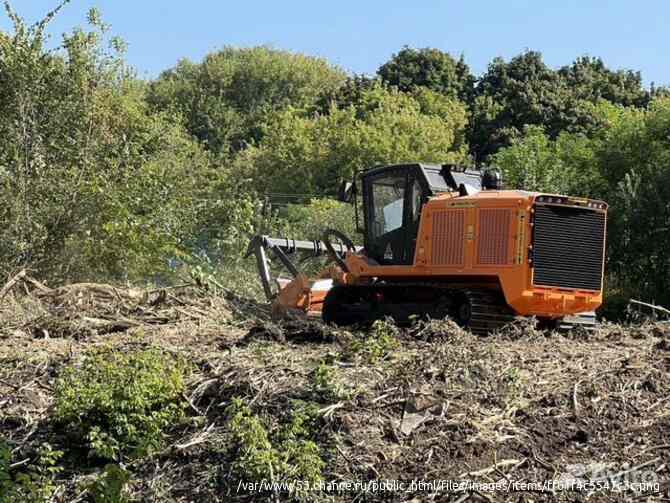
[276,404,325,488]
[342,318,400,363]
[0,5,219,282]
[87,464,130,503]
[226,398,280,481]
[225,399,324,496]
[54,347,187,461]
[0,441,63,503]
[0,441,12,501]
[311,362,353,402]
[276,402,321,444]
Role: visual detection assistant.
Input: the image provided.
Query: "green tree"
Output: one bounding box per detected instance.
[147,47,347,155]
[493,122,606,199]
[470,51,653,161]
[650,83,670,99]
[598,98,670,305]
[494,98,670,307]
[315,74,379,114]
[377,46,475,103]
[239,84,469,195]
[558,56,649,108]
[470,51,573,160]
[280,199,357,242]
[0,3,227,281]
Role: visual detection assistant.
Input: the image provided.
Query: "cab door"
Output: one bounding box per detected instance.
[363,167,427,265]
[405,173,427,264]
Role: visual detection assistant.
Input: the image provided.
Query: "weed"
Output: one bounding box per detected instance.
[277,403,324,488]
[0,440,63,503]
[225,399,324,498]
[54,347,187,461]
[276,402,321,443]
[498,366,525,406]
[281,439,323,488]
[342,318,399,363]
[311,362,353,402]
[226,398,280,481]
[87,464,131,503]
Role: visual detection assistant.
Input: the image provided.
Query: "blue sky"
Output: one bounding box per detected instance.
[2,1,669,86]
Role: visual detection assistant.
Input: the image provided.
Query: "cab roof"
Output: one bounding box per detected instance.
[362,163,484,196]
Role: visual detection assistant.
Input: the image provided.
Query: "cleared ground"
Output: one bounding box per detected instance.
[0,281,669,502]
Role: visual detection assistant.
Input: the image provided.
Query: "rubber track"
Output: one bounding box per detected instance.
[463,289,518,336]
[322,283,597,335]
[324,283,519,335]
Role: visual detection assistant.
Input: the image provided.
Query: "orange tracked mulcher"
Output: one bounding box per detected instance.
[248,163,608,333]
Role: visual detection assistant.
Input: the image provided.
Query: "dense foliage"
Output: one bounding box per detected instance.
[0,4,224,282]
[1,2,669,306]
[54,347,187,460]
[239,84,468,195]
[494,100,670,305]
[0,440,63,502]
[225,398,325,496]
[147,46,347,155]
[377,46,475,102]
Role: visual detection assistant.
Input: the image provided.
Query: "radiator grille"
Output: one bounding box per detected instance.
[532,205,605,291]
[477,209,512,265]
[431,210,465,266]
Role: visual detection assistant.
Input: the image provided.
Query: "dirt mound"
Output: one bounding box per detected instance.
[242,318,338,344]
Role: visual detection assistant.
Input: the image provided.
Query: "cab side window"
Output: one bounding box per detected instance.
[371,175,406,238]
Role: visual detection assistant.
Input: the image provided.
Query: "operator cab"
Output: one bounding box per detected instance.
[360,163,487,265]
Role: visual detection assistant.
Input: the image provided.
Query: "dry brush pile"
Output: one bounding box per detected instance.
[0,274,669,502]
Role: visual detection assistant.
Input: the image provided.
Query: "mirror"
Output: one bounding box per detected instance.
[337,181,354,203]
[482,169,503,190]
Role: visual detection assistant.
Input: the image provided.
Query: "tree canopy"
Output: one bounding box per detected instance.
[239,84,468,195]
[493,99,670,306]
[0,4,246,281]
[147,47,347,155]
[467,51,653,160]
[377,46,475,103]
[559,56,648,108]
